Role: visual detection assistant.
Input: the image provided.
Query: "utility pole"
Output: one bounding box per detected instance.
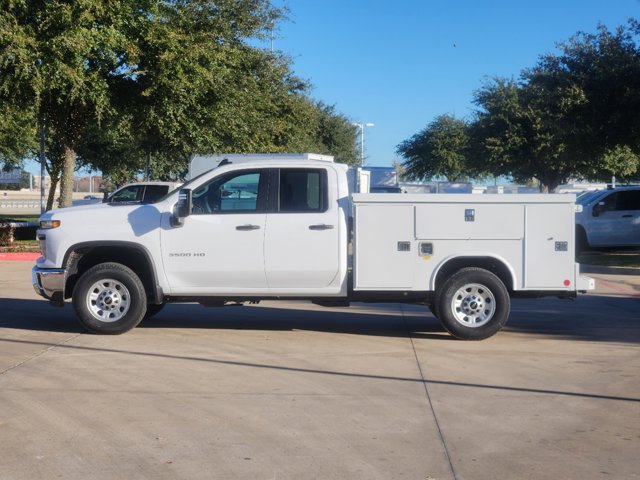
[352,122,374,166]
[39,116,46,214]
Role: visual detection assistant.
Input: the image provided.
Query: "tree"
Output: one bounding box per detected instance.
[0,0,285,207]
[473,21,640,191]
[396,114,480,181]
[0,102,36,167]
[1,1,359,199]
[472,77,578,192]
[309,102,359,165]
[59,3,356,183]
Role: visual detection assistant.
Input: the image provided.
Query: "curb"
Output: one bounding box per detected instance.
[0,252,41,262]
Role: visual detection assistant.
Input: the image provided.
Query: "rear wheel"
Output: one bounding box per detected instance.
[73,262,147,334]
[436,268,510,340]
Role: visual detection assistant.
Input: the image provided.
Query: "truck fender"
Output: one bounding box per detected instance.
[430,254,517,292]
[62,241,164,304]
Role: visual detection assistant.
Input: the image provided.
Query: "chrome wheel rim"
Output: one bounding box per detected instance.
[86,278,131,323]
[450,283,496,328]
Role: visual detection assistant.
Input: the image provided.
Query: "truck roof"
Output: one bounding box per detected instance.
[189,153,335,179]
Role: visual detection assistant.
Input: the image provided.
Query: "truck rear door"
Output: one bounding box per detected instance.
[263,168,341,290]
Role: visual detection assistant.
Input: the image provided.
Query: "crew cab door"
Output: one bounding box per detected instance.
[263,168,341,290]
[161,169,268,292]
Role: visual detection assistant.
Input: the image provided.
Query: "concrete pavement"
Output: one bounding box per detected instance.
[0,261,638,479]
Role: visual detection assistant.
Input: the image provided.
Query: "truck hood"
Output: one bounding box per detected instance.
[40,201,167,239]
[43,201,163,218]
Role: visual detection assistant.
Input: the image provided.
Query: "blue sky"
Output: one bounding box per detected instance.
[269,0,639,167]
[21,0,639,176]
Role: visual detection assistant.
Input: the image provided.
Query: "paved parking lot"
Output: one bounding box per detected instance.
[1,261,638,480]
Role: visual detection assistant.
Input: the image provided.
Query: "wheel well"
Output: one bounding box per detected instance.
[575,224,588,243]
[64,245,157,301]
[434,257,514,292]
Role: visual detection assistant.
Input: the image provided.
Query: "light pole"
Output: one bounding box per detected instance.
[352,122,374,166]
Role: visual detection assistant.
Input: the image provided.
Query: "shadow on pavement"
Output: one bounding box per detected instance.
[0,297,449,339]
[506,296,640,343]
[0,297,81,333]
[141,302,450,340]
[0,295,637,343]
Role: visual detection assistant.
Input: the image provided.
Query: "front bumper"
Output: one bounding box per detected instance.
[32,266,66,304]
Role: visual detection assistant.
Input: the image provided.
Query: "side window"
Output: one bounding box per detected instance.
[111,186,143,202]
[143,185,169,203]
[600,192,618,212]
[192,171,263,214]
[617,190,640,211]
[279,169,327,213]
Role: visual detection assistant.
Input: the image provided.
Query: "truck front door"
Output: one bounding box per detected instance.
[264,168,341,290]
[161,169,268,292]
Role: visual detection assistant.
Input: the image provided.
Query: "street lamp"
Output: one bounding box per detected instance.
[352,122,374,166]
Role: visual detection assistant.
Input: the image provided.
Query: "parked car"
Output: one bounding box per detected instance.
[575,186,640,252]
[105,181,182,204]
[72,195,103,207]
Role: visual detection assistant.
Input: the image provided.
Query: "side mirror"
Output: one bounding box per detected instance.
[171,188,192,227]
[592,201,605,217]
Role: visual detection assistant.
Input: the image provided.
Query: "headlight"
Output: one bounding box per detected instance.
[39,220,61,229]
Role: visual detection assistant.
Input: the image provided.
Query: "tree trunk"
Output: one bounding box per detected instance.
[59,145,76,208]
[46,171,60,211]
[539,173,563,193]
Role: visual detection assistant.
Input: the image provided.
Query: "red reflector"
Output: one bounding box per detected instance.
[563,280,571,286]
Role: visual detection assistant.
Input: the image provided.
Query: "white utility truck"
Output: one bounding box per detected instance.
[32,154,594,340]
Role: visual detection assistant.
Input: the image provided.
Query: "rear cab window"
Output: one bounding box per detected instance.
[277,169,328,213]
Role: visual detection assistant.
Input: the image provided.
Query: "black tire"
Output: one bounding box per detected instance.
[144,302,166,319]
[72,262,147,334]
[435,267,510,340]
[575,226,589,258]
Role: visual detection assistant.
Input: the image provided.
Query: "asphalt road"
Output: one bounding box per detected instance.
[0,261,638,480]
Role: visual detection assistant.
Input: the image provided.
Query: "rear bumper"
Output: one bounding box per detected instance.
[576,274,596,292]
[32,266,66,304]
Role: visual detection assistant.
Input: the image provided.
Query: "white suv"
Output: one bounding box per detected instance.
[575,186,640,252]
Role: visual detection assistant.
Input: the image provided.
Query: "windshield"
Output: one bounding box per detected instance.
[157,169,214,203]
[576,190,604,206]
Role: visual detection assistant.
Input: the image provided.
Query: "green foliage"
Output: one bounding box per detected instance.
[0,102,36,166]
[473,21,640,191]
[397,114,481,181]
[0,1,358,204]
[472,77,577,192]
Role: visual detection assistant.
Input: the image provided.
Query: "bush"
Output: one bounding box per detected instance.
[0,224,15,245]
[0,223,37,245]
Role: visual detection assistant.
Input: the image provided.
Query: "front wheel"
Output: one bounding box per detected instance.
[73,262,147,334]
[435,268,510,340]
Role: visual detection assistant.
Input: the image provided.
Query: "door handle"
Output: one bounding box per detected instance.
[621,214,633,218]
[309,224,334,231]
[236,224,260,231]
